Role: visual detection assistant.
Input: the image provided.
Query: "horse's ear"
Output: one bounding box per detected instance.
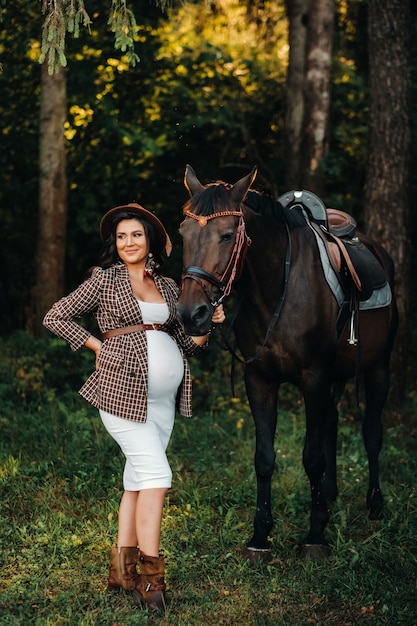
[184,164,204,197]
[230,166,258,204]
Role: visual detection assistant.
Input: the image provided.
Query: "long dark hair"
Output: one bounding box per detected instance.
[97,211,164,272]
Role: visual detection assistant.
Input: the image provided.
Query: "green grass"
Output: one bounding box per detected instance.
[0,333,416,625]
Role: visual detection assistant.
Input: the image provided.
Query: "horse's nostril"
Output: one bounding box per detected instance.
[176,302,211,335]
[193,304,211,324]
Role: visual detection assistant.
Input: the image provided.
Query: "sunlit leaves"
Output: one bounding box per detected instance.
[158,0,288,90]
[107,0,139,65]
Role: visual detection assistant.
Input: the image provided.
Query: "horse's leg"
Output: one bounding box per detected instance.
[301,381,331,556]
[362,360,390,519]
[321,397,339,503]
[244,365,278,558]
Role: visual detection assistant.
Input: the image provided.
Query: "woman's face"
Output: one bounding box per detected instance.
[115,218,149,266]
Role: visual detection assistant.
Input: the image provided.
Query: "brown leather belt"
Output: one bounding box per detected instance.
[102,323,165,339]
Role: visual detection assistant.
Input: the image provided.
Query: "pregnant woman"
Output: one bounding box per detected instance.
[43,202,225,612]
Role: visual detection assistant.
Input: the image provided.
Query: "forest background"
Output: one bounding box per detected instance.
[1,0,416,403]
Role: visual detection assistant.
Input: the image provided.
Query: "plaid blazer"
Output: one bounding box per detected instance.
[43,264,204,421]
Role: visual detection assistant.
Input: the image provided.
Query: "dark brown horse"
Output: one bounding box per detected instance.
[176,165,398,559]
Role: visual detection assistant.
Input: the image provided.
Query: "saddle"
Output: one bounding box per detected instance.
[278,190,387,301]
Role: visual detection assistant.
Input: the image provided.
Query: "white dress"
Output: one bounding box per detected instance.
[99,301,184,491]
[140,300,184,421]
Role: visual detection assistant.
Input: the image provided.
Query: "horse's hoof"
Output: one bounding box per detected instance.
[299,543,330,559]
[241,546,272,564]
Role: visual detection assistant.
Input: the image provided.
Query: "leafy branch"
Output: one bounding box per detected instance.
[39,0,92,74]
[38,0,144,74]
[9,0,174,73]
[107,0,140,67]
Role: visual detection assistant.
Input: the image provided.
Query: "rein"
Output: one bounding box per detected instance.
[221,221,292,365]
[182,207,293,364]
[182,210,251,307]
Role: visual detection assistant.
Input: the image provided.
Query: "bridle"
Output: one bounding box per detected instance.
[181,208,252,307]
[181,202,292,366]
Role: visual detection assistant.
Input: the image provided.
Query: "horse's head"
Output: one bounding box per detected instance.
[177,164,257,335]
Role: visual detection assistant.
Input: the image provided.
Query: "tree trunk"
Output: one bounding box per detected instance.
[301,0,335,196]
[33,62,67,336]
[364,0,411,404]
[284,0,310,190]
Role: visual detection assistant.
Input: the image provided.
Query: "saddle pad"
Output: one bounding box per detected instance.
[311,227,392,310]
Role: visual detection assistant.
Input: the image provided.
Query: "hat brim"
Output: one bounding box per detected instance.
[100,203,172,256]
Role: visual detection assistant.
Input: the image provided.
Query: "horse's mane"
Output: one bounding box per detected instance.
[244,190,307,229]
[183,184,306,229]
[183,182,233,217]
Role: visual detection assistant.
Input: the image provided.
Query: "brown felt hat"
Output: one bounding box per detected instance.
[100,202,172,256]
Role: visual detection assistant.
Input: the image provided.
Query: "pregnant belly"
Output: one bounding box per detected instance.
[147,331,184,398]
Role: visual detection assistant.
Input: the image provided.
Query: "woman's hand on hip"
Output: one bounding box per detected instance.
[84,336,103,370]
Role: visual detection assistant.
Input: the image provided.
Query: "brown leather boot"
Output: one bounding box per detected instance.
[107,546,142,604]
[137,551,168,612]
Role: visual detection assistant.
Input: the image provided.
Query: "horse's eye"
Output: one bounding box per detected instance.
[220,232,234,243]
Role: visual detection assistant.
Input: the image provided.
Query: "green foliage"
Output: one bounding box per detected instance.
[39,0,92,73]
[0,1,44,333]
[38,0,143,74]
[107,0,139,66]
[0,0,416,336]
[57,0,289,286]
[0,333,417,624]
[37,0,174,73]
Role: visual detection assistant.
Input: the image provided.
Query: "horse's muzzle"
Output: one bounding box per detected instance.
[176,301,213,336]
